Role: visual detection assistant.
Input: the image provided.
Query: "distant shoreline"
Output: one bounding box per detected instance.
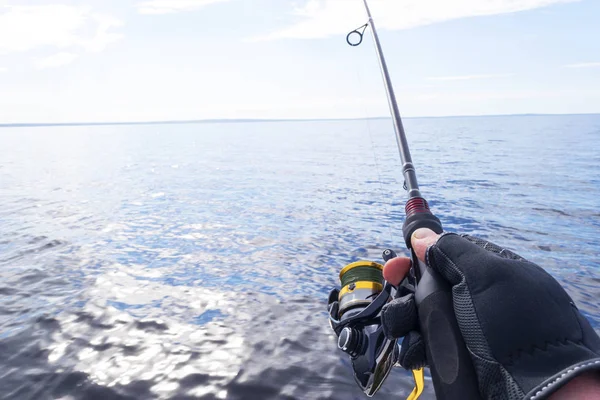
[1,113,598,128]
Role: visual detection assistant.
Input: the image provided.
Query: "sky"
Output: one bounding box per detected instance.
[1,0,599,123]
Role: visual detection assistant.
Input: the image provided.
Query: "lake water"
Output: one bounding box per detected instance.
[1,115,599,399]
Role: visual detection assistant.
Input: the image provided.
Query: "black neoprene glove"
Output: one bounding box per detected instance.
[381,233,600,399]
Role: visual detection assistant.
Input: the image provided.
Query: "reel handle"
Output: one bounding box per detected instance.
[402,201,482,400]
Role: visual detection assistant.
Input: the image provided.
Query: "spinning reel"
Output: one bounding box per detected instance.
[327,250,424,398]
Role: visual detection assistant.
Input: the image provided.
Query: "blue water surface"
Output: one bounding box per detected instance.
[0,115,598,399]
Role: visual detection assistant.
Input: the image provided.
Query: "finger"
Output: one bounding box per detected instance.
[381,294,418,339]
[399,331,427,370]
[411,228,441,262]
[383,257,411,286]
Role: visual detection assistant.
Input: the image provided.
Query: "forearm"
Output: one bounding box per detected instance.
[549,371,600,399]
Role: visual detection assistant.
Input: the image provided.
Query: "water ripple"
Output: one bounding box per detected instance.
[0,116,598,399]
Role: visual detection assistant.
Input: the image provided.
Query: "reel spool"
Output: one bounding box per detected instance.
[338,261,384,319]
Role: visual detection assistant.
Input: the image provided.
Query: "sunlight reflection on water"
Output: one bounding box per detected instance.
[1,115,599,399]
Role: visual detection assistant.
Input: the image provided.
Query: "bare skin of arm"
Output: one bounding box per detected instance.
[383,230,600,400]
[549,372,600,400]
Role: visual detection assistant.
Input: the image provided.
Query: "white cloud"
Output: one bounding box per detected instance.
[0,67,7,73]
[137,0,229,14]
[427,73,514,81]
[563,62,600,69]
[0,5,123,55]
[35,52,79,69]
[253,0,578,41]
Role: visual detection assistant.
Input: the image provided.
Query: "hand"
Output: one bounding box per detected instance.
[381,228,600,399]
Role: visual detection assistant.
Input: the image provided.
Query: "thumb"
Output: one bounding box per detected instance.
[411,228,441,262]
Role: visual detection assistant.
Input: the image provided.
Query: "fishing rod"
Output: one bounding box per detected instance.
[328,1,482,398]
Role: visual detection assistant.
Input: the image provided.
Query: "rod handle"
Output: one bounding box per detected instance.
[414,255,482,399]
[401,201,481,399]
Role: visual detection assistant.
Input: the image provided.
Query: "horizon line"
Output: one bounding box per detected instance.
[1,112,599,128]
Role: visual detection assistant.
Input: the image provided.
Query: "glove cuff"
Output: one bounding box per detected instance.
[525,358,600,399]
